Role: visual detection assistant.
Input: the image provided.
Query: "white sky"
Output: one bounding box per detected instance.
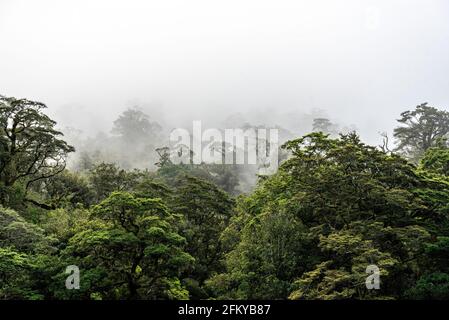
[1,0,448,144]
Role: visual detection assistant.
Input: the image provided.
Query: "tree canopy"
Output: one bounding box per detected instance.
[394,103,449,160]
[2,95,449,301]
[0,96,74,206]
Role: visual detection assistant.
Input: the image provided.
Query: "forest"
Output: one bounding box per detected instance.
[1,95,449,300]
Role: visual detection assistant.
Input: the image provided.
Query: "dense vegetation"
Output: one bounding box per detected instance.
[1,95,449,300]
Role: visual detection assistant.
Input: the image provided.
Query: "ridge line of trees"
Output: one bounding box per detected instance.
[1,96,449,300]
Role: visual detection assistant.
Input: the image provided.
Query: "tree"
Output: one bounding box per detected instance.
[414,142,449,231]
[407,146,449,300]
[394,103,449,160]
[33,170,94,208]
[88,163,145,202]
[112,108,162,144]
[209,133,440,299]
[312,118,334,134]
[110,107,163,169]
[0,247,37,299]
[155,147,240,195]
[172,175,234,298]
[0,96,74,205]
[206,193,311,299]
[155,147,173,168]
[0,206,55,299]
[40,207,91,243]
[419,140,449,176]
[405,272,449,300]
[405,236,449,299]
[0,206,52,253]
[56,192,193,299]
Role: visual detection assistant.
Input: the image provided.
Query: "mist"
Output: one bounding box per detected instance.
[3,0,449,304]
[1,0,448,145]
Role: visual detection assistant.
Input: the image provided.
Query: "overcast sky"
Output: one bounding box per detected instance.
[1,0,448,144]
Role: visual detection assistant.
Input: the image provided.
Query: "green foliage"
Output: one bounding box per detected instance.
[289,228,400,300]
[2,97,449,301]
[312,118,336,135]
[40,208,91,243]
[0,96,74,206]
[36,170,94,208]
[420,141,449,176]
[0,206,56,299]
[0,247,39,299]
[157,159,240,195]
[209,133,447,299]
[112,108,161,144]
[394,103,449,160]
[88,163,145,202]
[0,206,54,253]
[53,192,193,299]
[173,175,235,298]
[406,273,449,299]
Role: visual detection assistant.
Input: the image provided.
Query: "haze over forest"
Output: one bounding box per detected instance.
[1,0,448,147]
[3,0,449,302]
